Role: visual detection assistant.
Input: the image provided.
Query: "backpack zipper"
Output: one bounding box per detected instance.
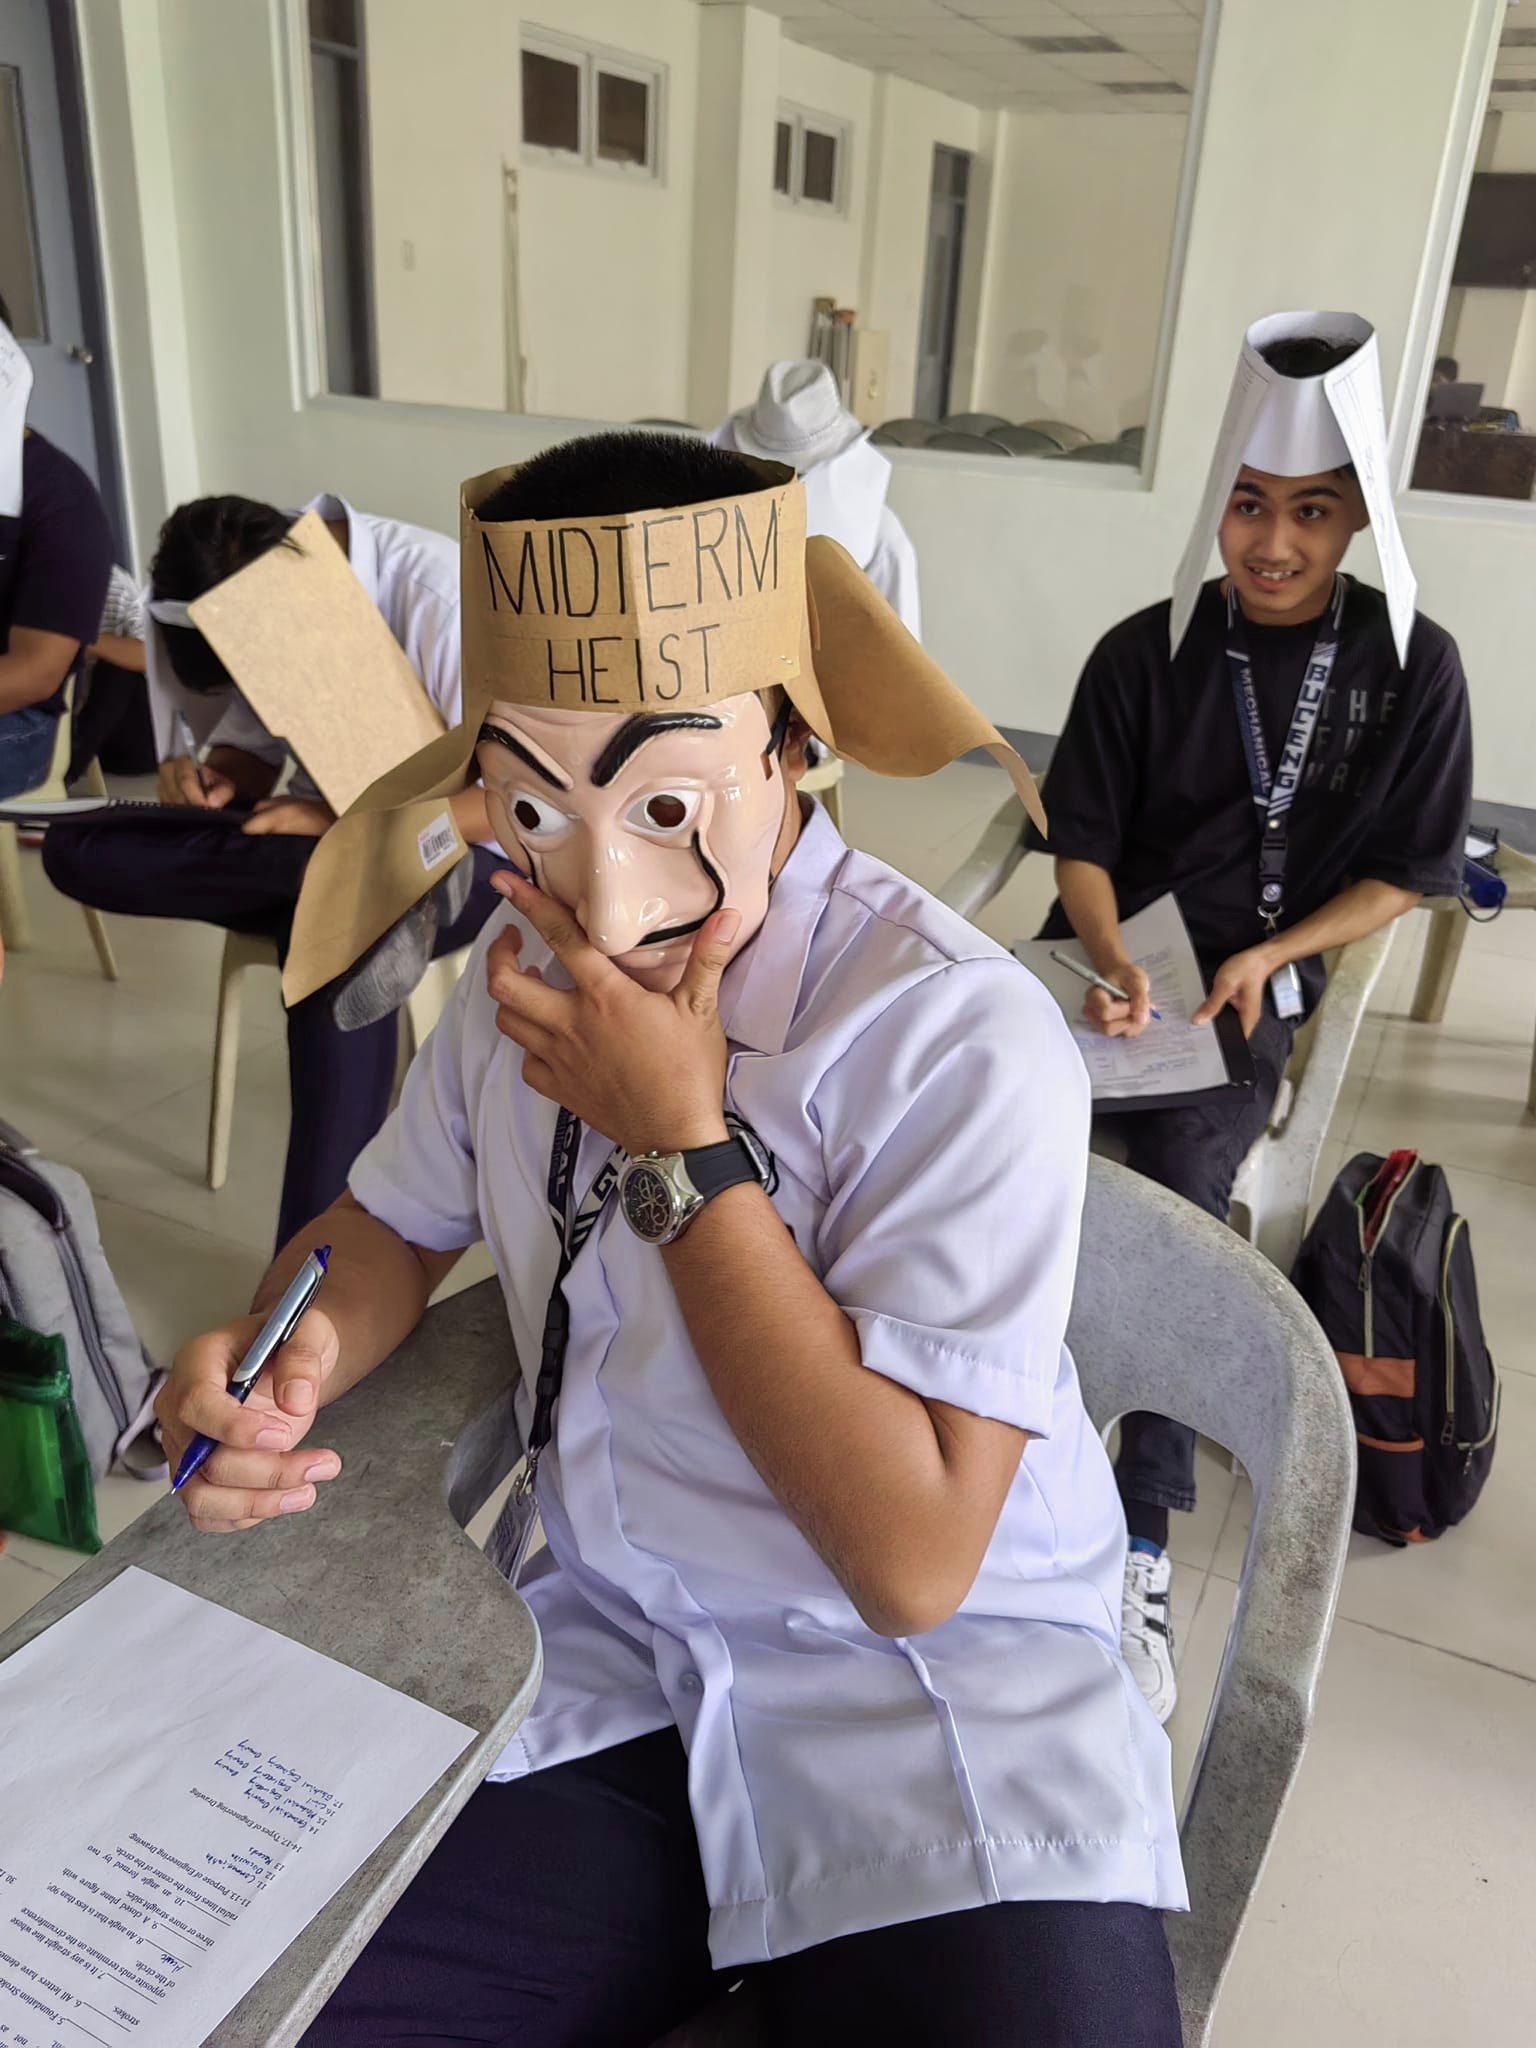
[53,1220,131,1437]
[1356,1158,1419,1359]
[1440,1215,1500,1461]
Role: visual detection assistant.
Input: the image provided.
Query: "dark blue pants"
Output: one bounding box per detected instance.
[1110,1003,1296,1513]
[41,814,501,1249]
[301,1729,1183,2048]
[0,705,59,799]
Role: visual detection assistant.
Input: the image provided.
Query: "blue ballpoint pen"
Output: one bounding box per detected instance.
[173,709,211,799]
[171,1246,332,1492]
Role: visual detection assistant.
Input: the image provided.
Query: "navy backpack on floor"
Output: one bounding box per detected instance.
[1292,1149,1499,1546]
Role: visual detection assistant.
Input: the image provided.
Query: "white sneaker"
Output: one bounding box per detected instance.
[1121,1548,1177,1724]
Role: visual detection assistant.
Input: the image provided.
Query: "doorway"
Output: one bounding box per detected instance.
[0,0,123,536]
[913,144,971,421]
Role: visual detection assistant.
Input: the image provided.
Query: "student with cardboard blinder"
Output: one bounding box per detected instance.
[156,434,1186,2045]
[1031,313,1472,1725]
[41,494,504,1250]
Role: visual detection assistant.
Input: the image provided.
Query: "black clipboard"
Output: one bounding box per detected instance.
[1090,1004,1257,1116]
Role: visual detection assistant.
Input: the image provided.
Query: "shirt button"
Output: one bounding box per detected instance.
[678,1671,702,1694]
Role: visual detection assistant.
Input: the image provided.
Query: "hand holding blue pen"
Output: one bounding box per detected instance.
[171,1246,332,1492]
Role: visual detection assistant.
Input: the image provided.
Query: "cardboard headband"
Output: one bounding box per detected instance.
[281,457,1046,1005]
[1171,311,1417,667]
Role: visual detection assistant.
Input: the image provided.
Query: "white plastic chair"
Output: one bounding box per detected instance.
[937,794,1392,1272]
[206,936,472,1189]
[0,676,119,978]
[799,752,844,833]
[653,1160,1356,2047]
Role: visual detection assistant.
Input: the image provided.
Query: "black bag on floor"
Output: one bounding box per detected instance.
[1292,1149,1499,1546]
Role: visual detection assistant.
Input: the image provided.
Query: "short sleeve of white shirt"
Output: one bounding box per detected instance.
[348,940,489,1251]
[813,958,1088,1441]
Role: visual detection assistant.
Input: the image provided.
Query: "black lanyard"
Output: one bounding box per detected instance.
[1224,576,1346,932]
[525,1107,625,1473]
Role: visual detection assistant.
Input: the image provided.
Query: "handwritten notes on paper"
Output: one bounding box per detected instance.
[1013,893,1236,1106]
[0,1568,472,2048]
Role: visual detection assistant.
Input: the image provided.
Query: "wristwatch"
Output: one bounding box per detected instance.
[618,1118,776,1246]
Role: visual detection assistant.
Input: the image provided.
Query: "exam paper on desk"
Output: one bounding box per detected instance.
[1012,892,1232,1103]
[0,1567,472,2048]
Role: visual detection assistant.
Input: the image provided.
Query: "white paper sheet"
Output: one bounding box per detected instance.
[0,1567,473,2048]
[0,323,33,520]
[1013,892,1233,1104]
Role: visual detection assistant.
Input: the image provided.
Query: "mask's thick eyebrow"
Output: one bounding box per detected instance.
[477,722,572,792]
[591,712,724,789]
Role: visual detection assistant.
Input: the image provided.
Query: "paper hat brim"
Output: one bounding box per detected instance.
[281,465,1044,1005]
[1170,311,1417,666]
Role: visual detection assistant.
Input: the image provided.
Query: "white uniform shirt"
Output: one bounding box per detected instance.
[149,493,460,795]
[350,802,1185,1965]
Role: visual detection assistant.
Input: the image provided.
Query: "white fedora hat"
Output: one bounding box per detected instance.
[729,358,866,469]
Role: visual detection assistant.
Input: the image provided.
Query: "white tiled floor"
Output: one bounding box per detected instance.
[3,763,1535,2045]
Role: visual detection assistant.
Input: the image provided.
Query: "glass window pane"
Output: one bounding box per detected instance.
[773,119,792,196]
[524,50,581,154]
[1412,72,1536,501]
[0,66,45,340]
[802,126,837,206]
[596,71,649,168]
[307,0,359,53]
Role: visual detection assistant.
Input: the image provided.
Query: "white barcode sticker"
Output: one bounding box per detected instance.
[417,812,459,873]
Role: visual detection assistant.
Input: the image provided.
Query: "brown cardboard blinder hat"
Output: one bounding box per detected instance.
[283,457,1045,1004]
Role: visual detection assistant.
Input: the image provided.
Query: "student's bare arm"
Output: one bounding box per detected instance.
[156,1193,467,1533]
[1054,856,1154,1035]
[0,625,79,715]
[87,631,147,673]
[1195,877,1419,1033]
[662,1186,1029,1638]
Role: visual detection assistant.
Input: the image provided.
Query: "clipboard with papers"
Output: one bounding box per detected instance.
[1013,892,1257,1113]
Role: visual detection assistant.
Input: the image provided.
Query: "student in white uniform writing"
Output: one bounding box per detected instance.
[156,435,1184,2047]
[42,493,502,1250]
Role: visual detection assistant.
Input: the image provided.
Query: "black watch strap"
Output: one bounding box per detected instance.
[685,1120,775,1203]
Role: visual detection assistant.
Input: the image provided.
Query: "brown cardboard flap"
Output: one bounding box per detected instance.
[189,511,445,814]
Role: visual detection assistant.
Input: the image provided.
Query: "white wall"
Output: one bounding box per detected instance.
[765,43,874,375]
[859,76,982,420]
[972,113,1188,439]
[362,0,700,421]
[82,0,1536,804]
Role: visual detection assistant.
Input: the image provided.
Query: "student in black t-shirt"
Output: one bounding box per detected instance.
[0,295,115,799]
[1036,315,1472,1724]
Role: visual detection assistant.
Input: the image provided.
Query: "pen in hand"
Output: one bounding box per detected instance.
[1049,949,1164,1022]
[174,710,210,799]
[171,1246,331,1492]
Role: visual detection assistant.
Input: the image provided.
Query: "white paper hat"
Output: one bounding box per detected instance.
[1,319,34,520]
[1171,311,1417,666]
[727,359,867,468]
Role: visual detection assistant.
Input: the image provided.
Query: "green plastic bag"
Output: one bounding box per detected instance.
[0,1313,102,1553]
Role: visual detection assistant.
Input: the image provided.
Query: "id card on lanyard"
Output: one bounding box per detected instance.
[487,1106,624,1586]
[1224,576,1346,1020]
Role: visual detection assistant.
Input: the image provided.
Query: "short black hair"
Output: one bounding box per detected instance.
[149,495,297,695]
[477,431,765,523]
[1257,335,1362,380]
[1434,354,1460,381]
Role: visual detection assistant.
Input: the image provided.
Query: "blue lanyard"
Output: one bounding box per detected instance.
[1224,577,1346,930]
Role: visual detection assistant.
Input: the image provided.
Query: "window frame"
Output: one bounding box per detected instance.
[774,102,850,216]
[520,28,664,183]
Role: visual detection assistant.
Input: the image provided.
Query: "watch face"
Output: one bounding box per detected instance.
[621,1162,677,1244]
